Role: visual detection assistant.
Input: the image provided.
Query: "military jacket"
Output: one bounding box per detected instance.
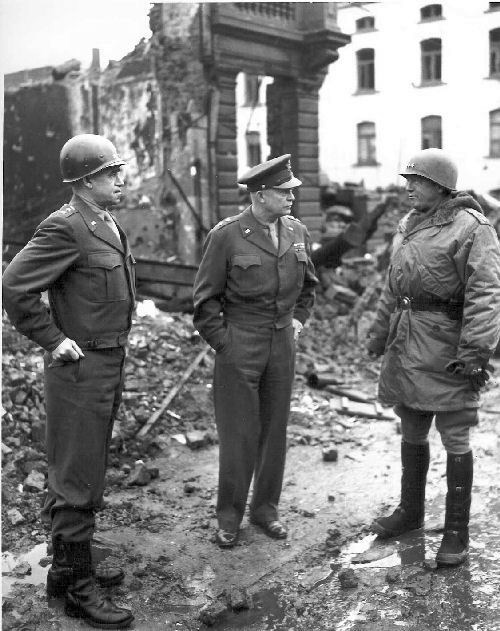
[369,192,500,411]
[193,206,317,350]
[3,195,136,352]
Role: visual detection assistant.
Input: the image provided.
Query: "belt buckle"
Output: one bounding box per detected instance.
[401,297,411,310]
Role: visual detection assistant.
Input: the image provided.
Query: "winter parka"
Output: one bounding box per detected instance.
[369,192,500,412]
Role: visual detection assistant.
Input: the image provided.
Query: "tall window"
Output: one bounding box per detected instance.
[420,4,442,20]
[356,48,375,90]
[490,109,500,157]
[490,28,500,76]
[246,131,261,167]
[357,122,377,165]
[244,74,260,106]
[421,38,442,83]
[356,16,375,31]
[421,116,442,149]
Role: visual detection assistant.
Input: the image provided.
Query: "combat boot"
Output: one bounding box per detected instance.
[47,538,124,598]
[62,541,134,629]
[372,441,430,538]
[436,451,472,567]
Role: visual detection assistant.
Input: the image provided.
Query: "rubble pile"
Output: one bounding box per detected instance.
[2,287,383,552]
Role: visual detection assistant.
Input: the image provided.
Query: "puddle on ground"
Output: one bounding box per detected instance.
[2,538,115,598]
[215,588,286,630]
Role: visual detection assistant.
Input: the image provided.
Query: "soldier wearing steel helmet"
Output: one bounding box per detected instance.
[193,154,317,549]
[3,134,135,628]
[367,148,500,567]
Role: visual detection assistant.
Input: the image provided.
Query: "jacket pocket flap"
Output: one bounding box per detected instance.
[88,252,122,270]
[295,251,308,262]
[232,254,261,269]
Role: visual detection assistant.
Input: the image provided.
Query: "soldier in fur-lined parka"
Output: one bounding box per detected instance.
[367,149,500,568]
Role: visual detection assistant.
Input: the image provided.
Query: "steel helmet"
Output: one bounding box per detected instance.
[60,134,126,183]
[399,148,458,191]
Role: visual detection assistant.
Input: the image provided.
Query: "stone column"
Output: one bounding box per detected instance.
[215,69,239,220]
[267,74,325,239]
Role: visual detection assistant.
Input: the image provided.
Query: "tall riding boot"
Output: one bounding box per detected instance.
[63,541,134,629]
[372,441,430,538]
[436,451,473,567]
[47,537,124,597]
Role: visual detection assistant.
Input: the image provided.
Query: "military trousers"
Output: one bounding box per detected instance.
[396,404,478,454]
[42,347,126,542]
[213,321,295,531]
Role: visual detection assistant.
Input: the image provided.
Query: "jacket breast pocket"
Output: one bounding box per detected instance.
[88,251,128,302]
[230,254,262,293]
[295,250,308,287]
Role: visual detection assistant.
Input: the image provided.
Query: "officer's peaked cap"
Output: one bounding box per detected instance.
[238,154,302,192]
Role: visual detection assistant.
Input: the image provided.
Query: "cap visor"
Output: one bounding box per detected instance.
[274,176,302,189]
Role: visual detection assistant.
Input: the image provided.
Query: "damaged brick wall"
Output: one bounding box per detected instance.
[3,75,90,243]
[149,3,212,263]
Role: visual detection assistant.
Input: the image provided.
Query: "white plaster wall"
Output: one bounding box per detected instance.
[319,0,500,192]
[236,73,273,177]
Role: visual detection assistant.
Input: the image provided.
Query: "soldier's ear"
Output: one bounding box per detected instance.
[82,176,93,189]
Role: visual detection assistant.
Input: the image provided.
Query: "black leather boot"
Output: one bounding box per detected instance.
[372,441,430,538]
[62,541,134,629]
[47,539,124,598]
[436,451,473,567]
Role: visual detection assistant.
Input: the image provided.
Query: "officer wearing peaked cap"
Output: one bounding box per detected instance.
[193,154,317,548]
[3,134,135,628]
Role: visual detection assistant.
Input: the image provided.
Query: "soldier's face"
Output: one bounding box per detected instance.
[260,187,295,220]
[87,166,125,207]
[404,175,444,212]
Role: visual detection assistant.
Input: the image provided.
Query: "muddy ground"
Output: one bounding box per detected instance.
[2,301,500,631]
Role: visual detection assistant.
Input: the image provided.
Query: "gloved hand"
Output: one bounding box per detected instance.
[445,360,495,392]
[366,335,386,358]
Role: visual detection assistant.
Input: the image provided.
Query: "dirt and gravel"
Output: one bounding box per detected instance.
[2,296,500,631]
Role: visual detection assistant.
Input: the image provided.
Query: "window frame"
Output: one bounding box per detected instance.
[357,121,377,166]
[490,109,500,158]
[356,48,375,91]
[420,38,442,84]
[420,4,443,21]
[245,130,262,167]
[490,28,500,77]
[421,115,443,149]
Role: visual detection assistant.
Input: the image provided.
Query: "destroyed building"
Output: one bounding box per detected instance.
[3,3,350,274]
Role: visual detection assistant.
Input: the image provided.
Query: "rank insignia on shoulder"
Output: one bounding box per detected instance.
[244,228,251,234]
[294,242,306,252]
[91,221,97,226]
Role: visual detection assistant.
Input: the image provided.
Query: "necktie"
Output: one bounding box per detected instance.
[102,211,121,240]
[265,223,279,250]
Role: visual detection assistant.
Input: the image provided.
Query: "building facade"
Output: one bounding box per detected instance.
[319,1,500,192]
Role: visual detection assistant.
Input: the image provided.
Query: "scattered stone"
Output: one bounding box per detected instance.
[30,420,45,444]
[184,482,199,494]
[126,461,151,486]
[186,430,209,450]
[327,494,336,502]
[12,561,32,577]
[128,578,143,591]
[12,388,29,406]
[385,566,401,583]
[7,508,25,525]
[351,544,397,564]
[322,446,339,462]
[227,586,251,611]
[2,442,13,456]
[23,470,45,492]
[198,599,227,626]
[39,557,52,568]
[338,567,359,588]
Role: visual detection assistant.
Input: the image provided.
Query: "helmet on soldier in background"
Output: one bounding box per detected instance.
[399,148,458,191]
[60,134,126,183]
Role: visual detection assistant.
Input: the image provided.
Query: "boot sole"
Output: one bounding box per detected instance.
[371,521,424,539]
[436,549,469,567]
[65,603,134,629]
